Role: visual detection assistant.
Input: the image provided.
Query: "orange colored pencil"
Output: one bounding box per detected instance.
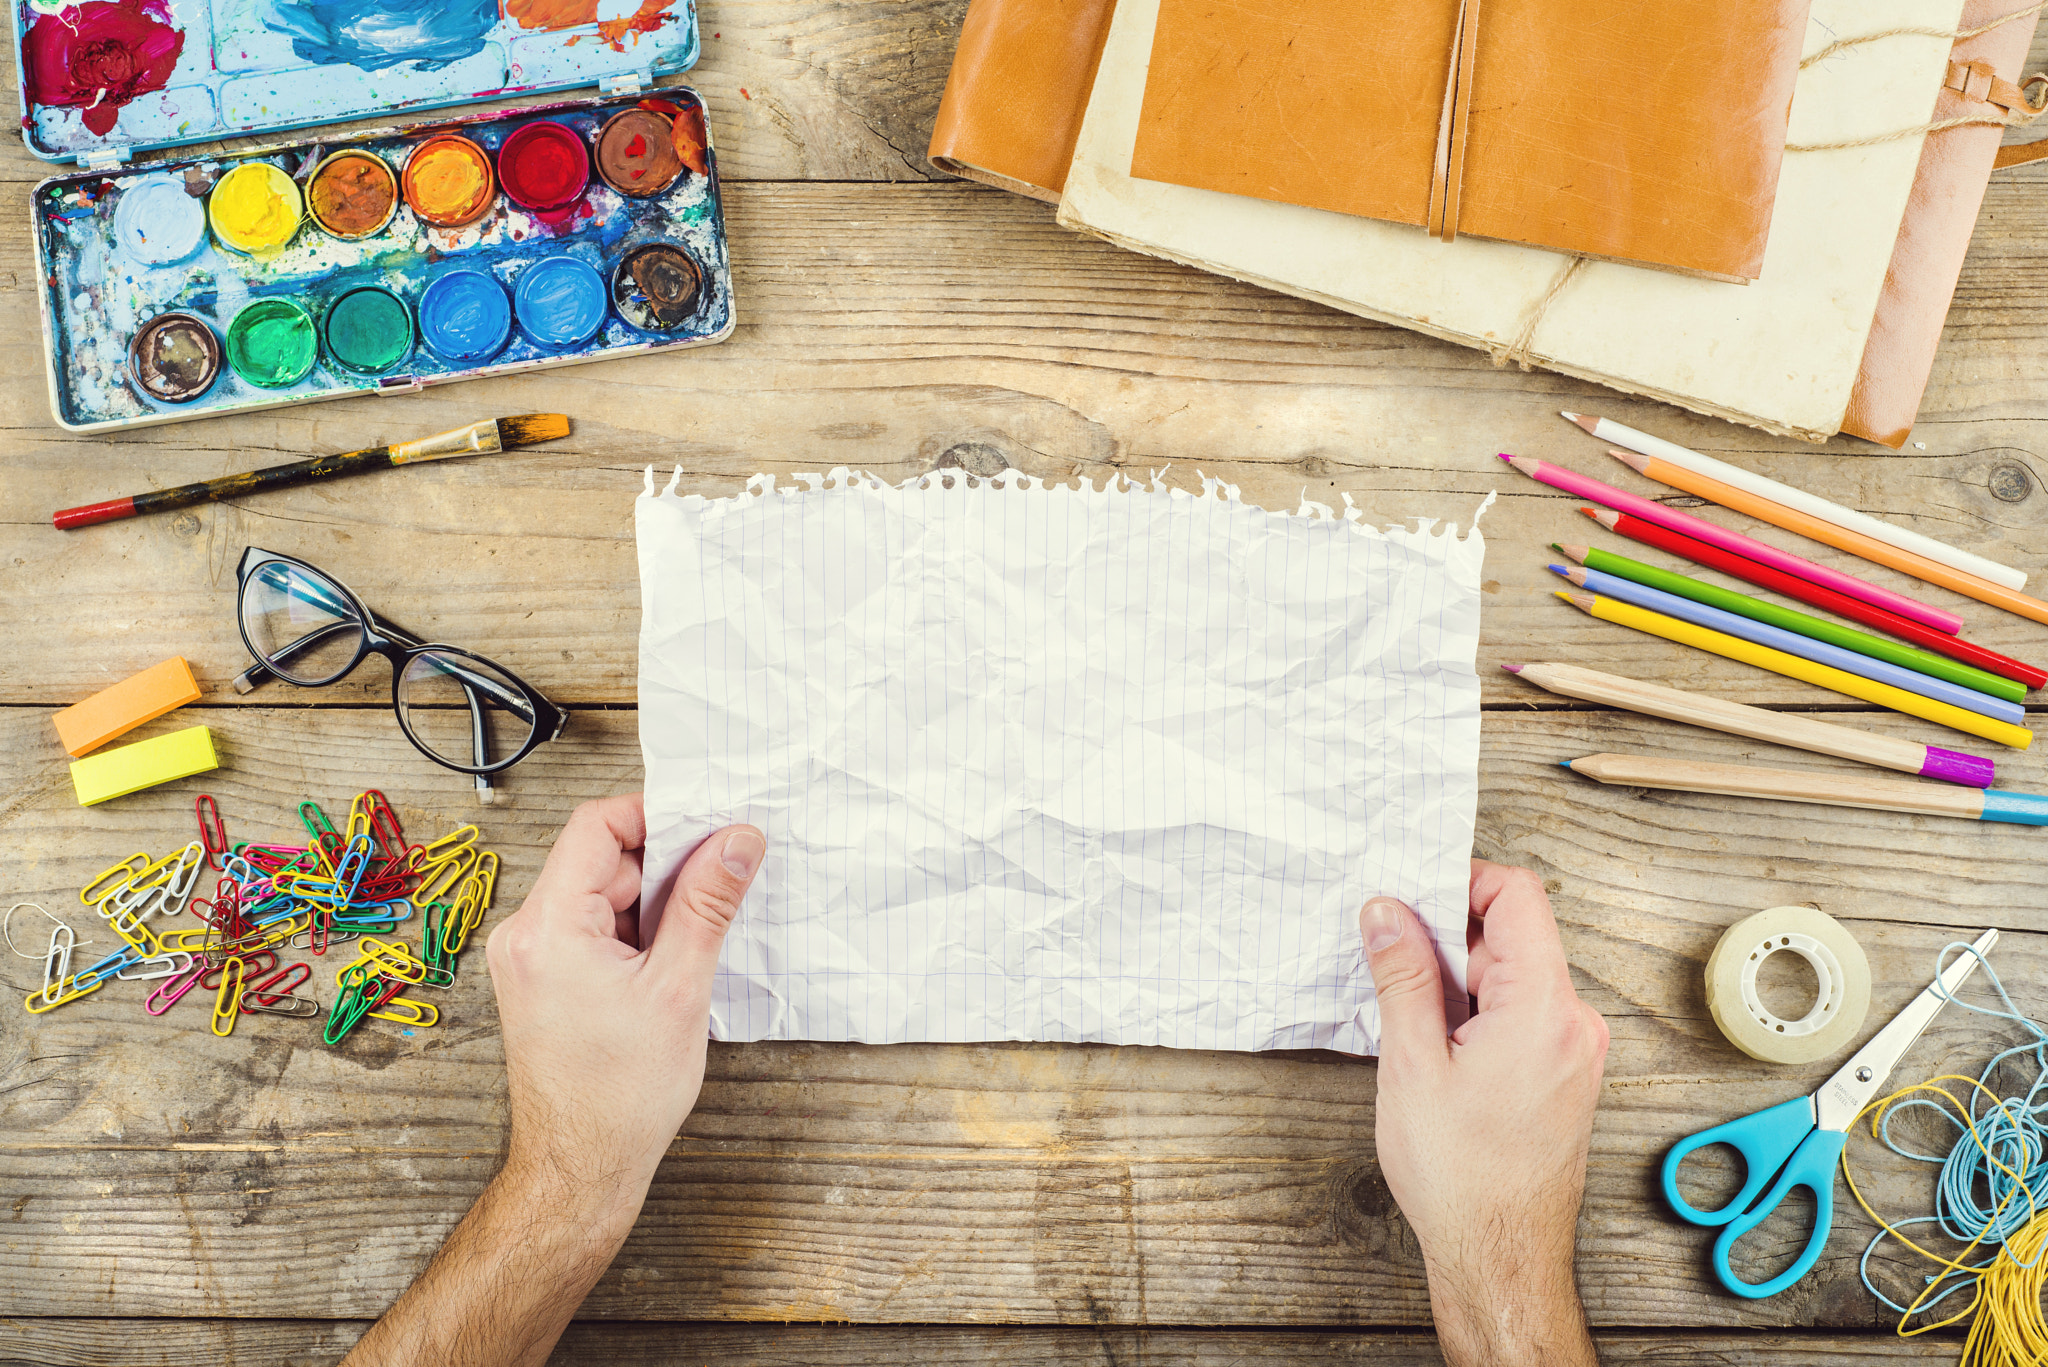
[1606,449,2048,629]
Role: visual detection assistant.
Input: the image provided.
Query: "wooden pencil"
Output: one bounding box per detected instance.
[1500,453,1965,635]
[1552,542,2024,702]
[52,415,572,530]
[1608,447,2048,629]
[1555,588,2033,749]
[1553,565,2025,725]
[1581,509,2048,689]
[1562,411,2026,590]
[1506,662,1994,785]
[1562,753,2048,826]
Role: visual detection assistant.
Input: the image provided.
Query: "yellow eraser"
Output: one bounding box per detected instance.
[53,657,202,757]
[69,725,219,806]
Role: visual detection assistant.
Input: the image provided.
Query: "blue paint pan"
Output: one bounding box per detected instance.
[419,269,512,363]
[514,255,608,349]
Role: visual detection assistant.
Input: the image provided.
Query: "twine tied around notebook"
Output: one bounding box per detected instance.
[1488,254,1587,372]
[1788,0,2048,152]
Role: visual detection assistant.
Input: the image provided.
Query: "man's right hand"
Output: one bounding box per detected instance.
[1361,861,1608,1367]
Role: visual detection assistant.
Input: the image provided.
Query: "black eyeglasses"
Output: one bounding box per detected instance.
[233,548,568,798]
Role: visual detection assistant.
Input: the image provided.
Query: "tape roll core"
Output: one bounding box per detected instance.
[1706,906,1871,1064]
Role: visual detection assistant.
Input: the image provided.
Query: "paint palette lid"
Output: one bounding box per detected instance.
[11,0,701,166]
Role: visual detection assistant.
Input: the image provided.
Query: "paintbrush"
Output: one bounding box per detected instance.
[52,415,571,530]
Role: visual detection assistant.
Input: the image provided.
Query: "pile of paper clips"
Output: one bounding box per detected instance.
[13,789,497,1044]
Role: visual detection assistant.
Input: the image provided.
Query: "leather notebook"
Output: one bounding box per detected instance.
[926,0,1117,203]
[1127,0,1812,282]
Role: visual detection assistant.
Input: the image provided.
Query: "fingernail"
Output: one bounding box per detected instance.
[720,828,765,879]
[1362,897,1407,953]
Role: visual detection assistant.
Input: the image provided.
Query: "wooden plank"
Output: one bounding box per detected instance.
[5,177,2048,708]
[3,707,2042,1326]
[0,1320,1969,1365]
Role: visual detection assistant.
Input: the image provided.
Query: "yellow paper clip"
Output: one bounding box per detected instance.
[98,896,162,958]
[419,824,479,867]
[368,995,438,1027]
[411,845,476,909]
[79,852,149,905]
[210,957,246,1037]
[357,935,427,983]
[346,793,372,843]
[126,845,187,895]
[24,974,103,1015]
[473,850,499,911]
[155,926,213,953]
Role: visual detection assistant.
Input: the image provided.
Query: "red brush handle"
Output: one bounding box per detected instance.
[52,496,139,531]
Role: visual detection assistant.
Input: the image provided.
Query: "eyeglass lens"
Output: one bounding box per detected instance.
[241,559,366,686]
[397,651,539,771]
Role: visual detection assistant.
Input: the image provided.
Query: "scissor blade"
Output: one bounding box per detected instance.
[1814,927,1998,1133]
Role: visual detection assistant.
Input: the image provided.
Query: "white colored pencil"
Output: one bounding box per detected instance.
[1560,411,2027,591]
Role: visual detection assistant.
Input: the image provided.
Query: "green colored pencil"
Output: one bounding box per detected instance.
[1552,541,2026,704]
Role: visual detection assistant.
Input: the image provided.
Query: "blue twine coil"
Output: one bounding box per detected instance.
[1860,942,2048,1316]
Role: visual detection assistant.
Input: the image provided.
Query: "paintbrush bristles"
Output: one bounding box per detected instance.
[496,413,571,448]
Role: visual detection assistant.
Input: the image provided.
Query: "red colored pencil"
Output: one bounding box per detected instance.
[1582,508,2047,690]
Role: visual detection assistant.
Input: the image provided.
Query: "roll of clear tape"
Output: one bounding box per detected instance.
[1706,906,1871,1064]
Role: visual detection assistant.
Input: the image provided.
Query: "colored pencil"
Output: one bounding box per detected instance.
[52,415,572,530]
[1554,589,2033,749]
[1608,448,2048,629]
[1551,566,2025,725]
[1583,508,2048,690]
[1561,411,2026,591]
[1563,753,2048,826]
[1500,453,1964,635]
[1552,542,2023,703]
[1506,662,1994,786]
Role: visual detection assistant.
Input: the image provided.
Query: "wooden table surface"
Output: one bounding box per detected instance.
[7,8,2048,1363]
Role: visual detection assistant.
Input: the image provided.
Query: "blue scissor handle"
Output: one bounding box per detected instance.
[1709,1128,1847,1299]
[1662,1095,1816,1226]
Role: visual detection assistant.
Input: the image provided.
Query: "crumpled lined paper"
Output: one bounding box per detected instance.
[638,468,1486,1054]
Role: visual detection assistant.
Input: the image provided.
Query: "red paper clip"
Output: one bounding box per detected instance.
[196,794,230,871]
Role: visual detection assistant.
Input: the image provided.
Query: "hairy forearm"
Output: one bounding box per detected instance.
[339,1154,645,1367]
[1426,1247,1598,1367]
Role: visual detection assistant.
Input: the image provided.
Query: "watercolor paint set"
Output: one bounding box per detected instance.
[14,0,731,432]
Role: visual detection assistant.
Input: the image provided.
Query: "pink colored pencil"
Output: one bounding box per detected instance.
[1498,454,1964,636]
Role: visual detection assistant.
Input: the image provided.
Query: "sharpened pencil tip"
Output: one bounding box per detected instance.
[1559,411,1577,422]
[1496,452,1514,463]
[1546,564,1566,576]
[1501,663,1523,674]
[1558,760,1575,768]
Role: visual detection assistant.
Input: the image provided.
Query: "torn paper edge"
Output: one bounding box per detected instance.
[641,466,1498,548]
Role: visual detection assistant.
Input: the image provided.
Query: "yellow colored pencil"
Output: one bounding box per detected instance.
[1556,589,2033,750]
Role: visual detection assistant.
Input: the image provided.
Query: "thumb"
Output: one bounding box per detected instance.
[1361,896,1449,1068]
[648,824,766,983]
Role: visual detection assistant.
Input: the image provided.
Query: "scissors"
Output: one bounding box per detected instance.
[1661,926,1998,1299]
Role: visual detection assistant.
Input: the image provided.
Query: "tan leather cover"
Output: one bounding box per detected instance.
[926,0,1117,202]
[1127,0,1809,281]
[1843,0,2043,447]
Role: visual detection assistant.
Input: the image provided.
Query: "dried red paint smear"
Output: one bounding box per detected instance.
[24,0,186,137]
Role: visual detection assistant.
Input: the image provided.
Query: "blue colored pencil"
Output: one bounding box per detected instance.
[1551,565,2026,727]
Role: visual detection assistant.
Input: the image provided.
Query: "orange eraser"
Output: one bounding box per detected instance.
[52,657,202,758]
